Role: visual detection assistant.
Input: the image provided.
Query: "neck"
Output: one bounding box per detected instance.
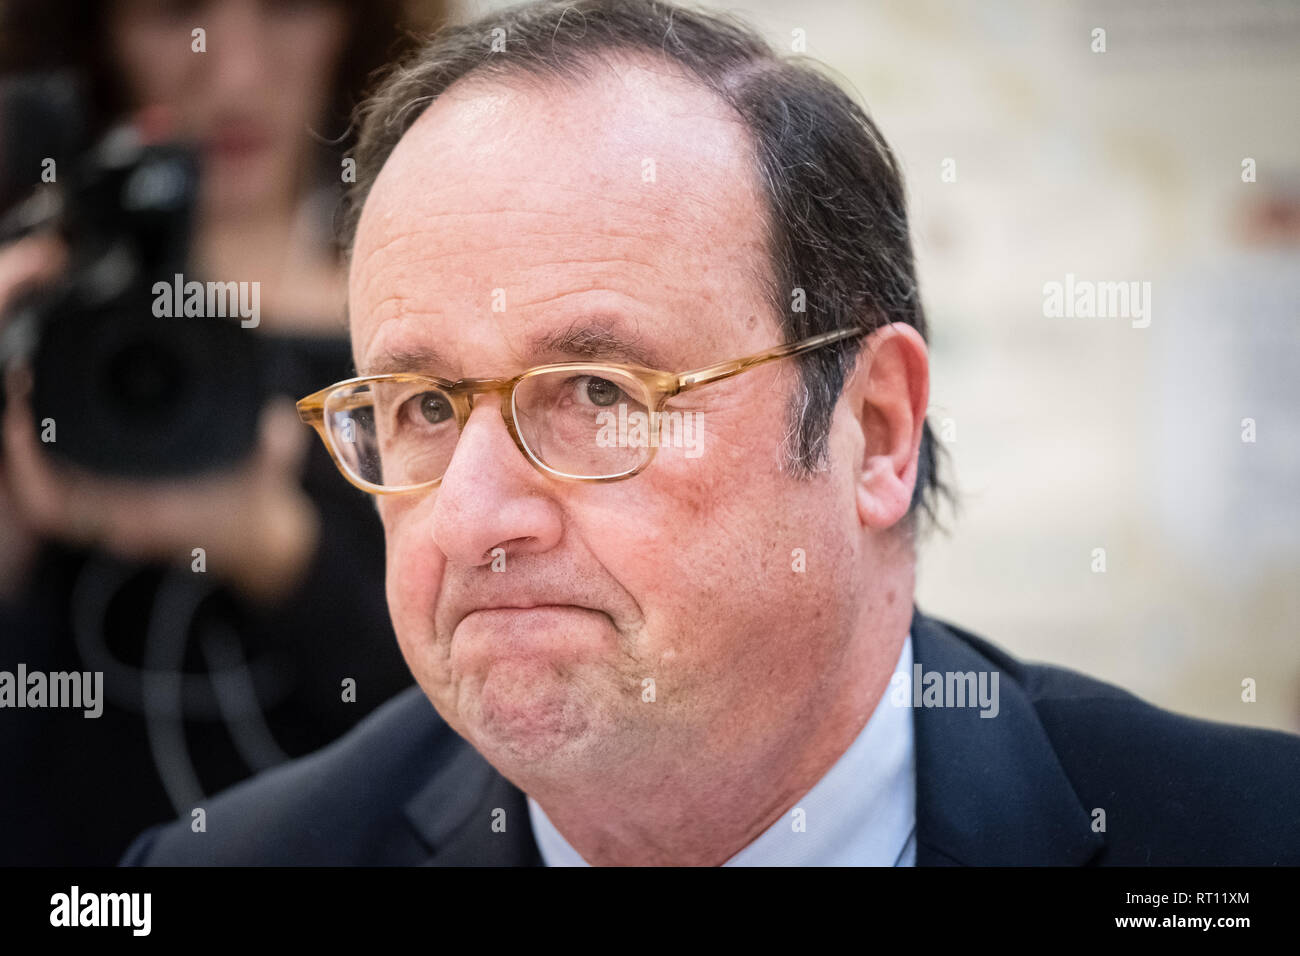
[527,572,913,866]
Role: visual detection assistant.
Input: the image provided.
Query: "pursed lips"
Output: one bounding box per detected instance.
[466,603,580,614]
[439,584,621,637]
[450,605,613,655]
[455,603,598,630]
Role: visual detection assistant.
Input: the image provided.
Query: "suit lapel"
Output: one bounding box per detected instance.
[403,731,541,866]
[909,607,1105,865]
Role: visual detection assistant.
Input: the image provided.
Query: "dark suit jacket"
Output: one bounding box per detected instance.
[119,607,1300,865]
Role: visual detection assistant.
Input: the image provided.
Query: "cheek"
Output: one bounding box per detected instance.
[265,13,346,133]
[583,455,799,668]
[279,19,345,97]
[110,24,198,116]
[586,426,855,698]
[382,506,442,643]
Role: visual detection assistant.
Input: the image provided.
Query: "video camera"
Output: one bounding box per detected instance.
[0,72,267,477]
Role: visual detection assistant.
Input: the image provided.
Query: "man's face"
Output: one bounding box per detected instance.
[349,59,869,792]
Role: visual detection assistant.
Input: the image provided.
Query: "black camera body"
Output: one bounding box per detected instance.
[1,74,266,478]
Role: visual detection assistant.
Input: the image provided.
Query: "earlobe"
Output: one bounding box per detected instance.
[855,456,917,530]
[847,323,930,532]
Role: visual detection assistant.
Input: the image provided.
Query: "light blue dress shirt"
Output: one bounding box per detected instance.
[527,633,917,866]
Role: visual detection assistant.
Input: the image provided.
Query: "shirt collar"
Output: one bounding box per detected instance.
[527,632,916,866]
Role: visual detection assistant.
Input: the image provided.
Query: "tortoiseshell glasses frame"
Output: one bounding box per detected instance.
[296,326,867,495]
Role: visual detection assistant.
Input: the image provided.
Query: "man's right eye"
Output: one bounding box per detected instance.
[400,391,453,426]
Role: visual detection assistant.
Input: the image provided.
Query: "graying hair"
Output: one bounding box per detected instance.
[342,0,952,533]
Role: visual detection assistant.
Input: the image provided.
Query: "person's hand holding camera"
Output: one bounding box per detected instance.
[0,235,320,606]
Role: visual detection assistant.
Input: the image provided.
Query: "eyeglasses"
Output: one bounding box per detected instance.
[296,326,867,494]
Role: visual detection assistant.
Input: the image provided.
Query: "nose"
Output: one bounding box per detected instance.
[207,0,271,100]
[427,393,564,567]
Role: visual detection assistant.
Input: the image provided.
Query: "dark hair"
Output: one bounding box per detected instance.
[346,0,952,533]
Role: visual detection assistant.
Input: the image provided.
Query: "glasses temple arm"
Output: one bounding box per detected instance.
[674,327,867,391]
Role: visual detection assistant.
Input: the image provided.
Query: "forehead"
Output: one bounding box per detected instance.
[348,54,774,375]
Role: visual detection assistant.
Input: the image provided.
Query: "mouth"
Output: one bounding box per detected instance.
[454,605,610,651]
[204,125,272,160]
[468,604,579,614]
[461,605,593,626]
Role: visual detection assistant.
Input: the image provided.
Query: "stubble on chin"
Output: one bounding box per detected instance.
[458,656,602,770]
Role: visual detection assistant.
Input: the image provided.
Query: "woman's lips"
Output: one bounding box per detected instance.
[205,126,272,159]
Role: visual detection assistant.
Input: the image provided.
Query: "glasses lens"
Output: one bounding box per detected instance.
[512,367,655,478]
[324,379,459,489]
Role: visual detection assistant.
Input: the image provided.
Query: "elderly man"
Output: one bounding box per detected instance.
[123,0,1299,866]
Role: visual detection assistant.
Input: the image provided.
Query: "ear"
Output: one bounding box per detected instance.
[842,323,930,531]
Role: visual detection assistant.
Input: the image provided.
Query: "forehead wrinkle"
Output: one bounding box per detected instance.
[364,200,693,265]
[352,205,679,305]
[349,226,478,296]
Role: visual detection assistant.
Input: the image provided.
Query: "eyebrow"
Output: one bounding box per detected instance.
[360,345,448,377]
[359,315,667,377]
[532,318,663,368]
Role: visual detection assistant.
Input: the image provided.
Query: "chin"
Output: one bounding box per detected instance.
[467,658,597,768]
[200,167,283,216]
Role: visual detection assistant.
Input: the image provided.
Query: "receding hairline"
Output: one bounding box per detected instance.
[361,48,762,205]
[347,45,781,342]
[346,41,774,260]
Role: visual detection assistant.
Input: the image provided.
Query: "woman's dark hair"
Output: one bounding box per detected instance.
[344,0,953,534]
[0,0,439,161]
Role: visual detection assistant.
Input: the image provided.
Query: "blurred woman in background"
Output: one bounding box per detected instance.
[0,0,445,863]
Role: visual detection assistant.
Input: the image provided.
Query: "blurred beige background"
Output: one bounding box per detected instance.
[458,0,1300,733]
